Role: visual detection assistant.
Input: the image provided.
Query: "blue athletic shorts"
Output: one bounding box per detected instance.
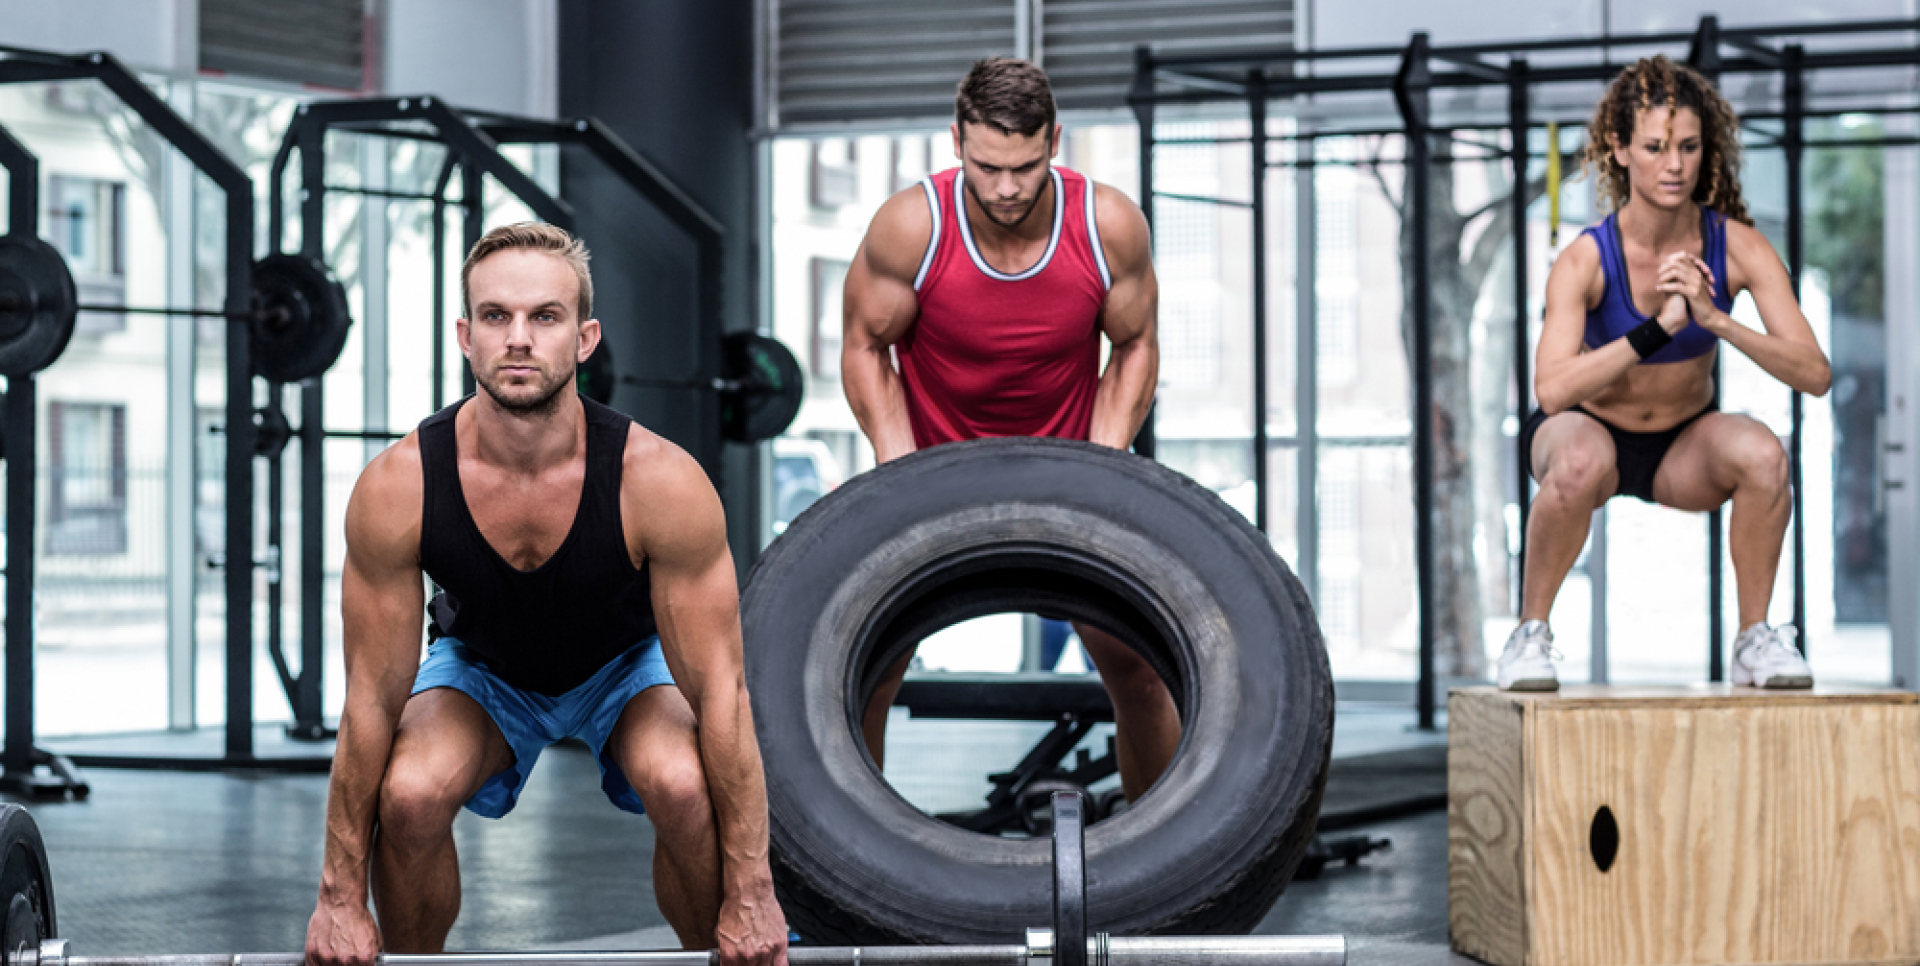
[410,635,676,819]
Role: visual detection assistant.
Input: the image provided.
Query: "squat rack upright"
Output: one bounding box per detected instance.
[1128,16,1920,727]
[0,48,260,776]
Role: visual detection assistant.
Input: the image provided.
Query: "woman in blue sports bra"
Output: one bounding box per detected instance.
[1498,55,1833,693]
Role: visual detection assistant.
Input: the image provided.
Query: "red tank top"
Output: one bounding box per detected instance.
[899,166,1111,447]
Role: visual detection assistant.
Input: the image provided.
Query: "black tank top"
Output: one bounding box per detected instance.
[419,396,657,696]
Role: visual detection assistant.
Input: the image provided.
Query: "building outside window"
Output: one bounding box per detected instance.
[46,174,127,334]
[811,138,859,209]
[48,401,127,555]
[809,257,849,381]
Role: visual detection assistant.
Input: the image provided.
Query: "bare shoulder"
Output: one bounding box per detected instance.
[1547,230,1604,304]
[617,422,725,562]
[1554,229,1602,272]
[1091,181,1151,271]
[1722,218,1782,267]
[1721,218,1786,295]
[345,434,424,566]
[860,183,937,283]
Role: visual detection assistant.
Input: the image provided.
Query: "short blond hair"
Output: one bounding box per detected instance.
[460,222,594,320]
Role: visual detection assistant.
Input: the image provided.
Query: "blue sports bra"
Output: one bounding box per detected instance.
[1581,207,1731,364]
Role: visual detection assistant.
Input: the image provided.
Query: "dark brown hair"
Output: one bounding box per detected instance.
[461,221,594,320]
[1581,55,1751,225]
[955,57,1056,138]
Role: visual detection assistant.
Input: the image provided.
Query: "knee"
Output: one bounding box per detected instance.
[1542,444,1609,504]
[379,765,463,845]
[1732,428,1790,493]
[633,751,713,833]
[1088,643,1172,708]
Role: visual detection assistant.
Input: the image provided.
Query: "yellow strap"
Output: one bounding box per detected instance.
[1546,121,1562,246]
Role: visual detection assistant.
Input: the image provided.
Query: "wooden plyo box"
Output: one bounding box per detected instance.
[1448,685,1920,966]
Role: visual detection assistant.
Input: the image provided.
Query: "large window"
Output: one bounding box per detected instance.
[48,401,127,555]
[46,174,127,334]
[808,257,849,381]
[46,175,123,278]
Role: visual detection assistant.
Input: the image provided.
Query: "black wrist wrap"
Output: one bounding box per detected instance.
[1625,319,1673,359]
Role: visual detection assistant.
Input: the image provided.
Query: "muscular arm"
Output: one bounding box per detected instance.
[1696,222,1832,396]
[1088,183,1159,450]
[309,443,427,965]
[842,187,932,463]
[627,438,785,965]
[1535,237,1639,413]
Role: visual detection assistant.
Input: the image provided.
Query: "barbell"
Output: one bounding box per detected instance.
[0,235,352,383]
[0,799,1344,966]
[602,331,804,444]
[1,234,803,444]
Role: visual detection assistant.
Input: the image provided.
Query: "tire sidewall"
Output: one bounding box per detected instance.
[744,438,1332,942]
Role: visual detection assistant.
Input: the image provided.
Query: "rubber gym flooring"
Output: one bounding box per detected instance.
[23,707,1465,966]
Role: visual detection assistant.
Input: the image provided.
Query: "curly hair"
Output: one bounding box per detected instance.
[1581,55,1751,226]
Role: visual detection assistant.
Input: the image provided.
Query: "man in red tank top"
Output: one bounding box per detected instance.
[840,58,1172,801]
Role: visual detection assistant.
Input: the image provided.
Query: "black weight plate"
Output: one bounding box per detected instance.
[719,332,803,443]
[251,254,353,383]
[254,406,293,459]
[0,236,77,377]
[578,332,616,405]
[4,893,37,966]
[0,805,54,966]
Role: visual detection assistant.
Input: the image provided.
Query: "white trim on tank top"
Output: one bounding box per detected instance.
[913,176,942,292]
[1083,172,1111,290]
[955,168,1064,282]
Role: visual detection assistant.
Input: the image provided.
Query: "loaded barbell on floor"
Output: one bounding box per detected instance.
[22,937,1346,966]
[22,940,1345,966]
[0,236,352,383]
[0,799,1345,966]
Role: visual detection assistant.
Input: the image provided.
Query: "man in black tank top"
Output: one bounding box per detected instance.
[305,224,787,966]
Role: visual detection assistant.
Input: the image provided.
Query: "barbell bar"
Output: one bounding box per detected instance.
[23,934,1346,966]
[74,304,235,319]
[7,235,804,442]
[0,796,1344,966]
[598,331,804,443]
[0,238,353,383]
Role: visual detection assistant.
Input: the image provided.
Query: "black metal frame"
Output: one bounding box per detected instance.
[262,98,725,739]
[1128,17,1920,727]
[893,672,1120,834]
[0,48,262,777]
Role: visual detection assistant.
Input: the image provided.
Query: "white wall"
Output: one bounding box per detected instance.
[382,0,558,117]
[0,0,196,75]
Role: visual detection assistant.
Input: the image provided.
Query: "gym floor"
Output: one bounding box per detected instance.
[25,707,1464,966]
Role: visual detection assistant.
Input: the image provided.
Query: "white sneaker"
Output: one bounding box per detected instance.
[1497,620,1561,692]
[1731,623,1814,689]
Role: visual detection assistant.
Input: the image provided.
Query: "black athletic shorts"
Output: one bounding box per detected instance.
[1519,404,1716,503]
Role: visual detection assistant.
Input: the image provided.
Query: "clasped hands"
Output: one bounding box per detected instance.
[1654,251,1725,335]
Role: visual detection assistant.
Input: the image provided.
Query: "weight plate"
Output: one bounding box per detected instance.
[0,236,78,377]
[3,893,37,966]
[578,333,616,405]
[0,806,54,966]
[719,332,803,444]
[251,254,353,383]
[254,406,293,459]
